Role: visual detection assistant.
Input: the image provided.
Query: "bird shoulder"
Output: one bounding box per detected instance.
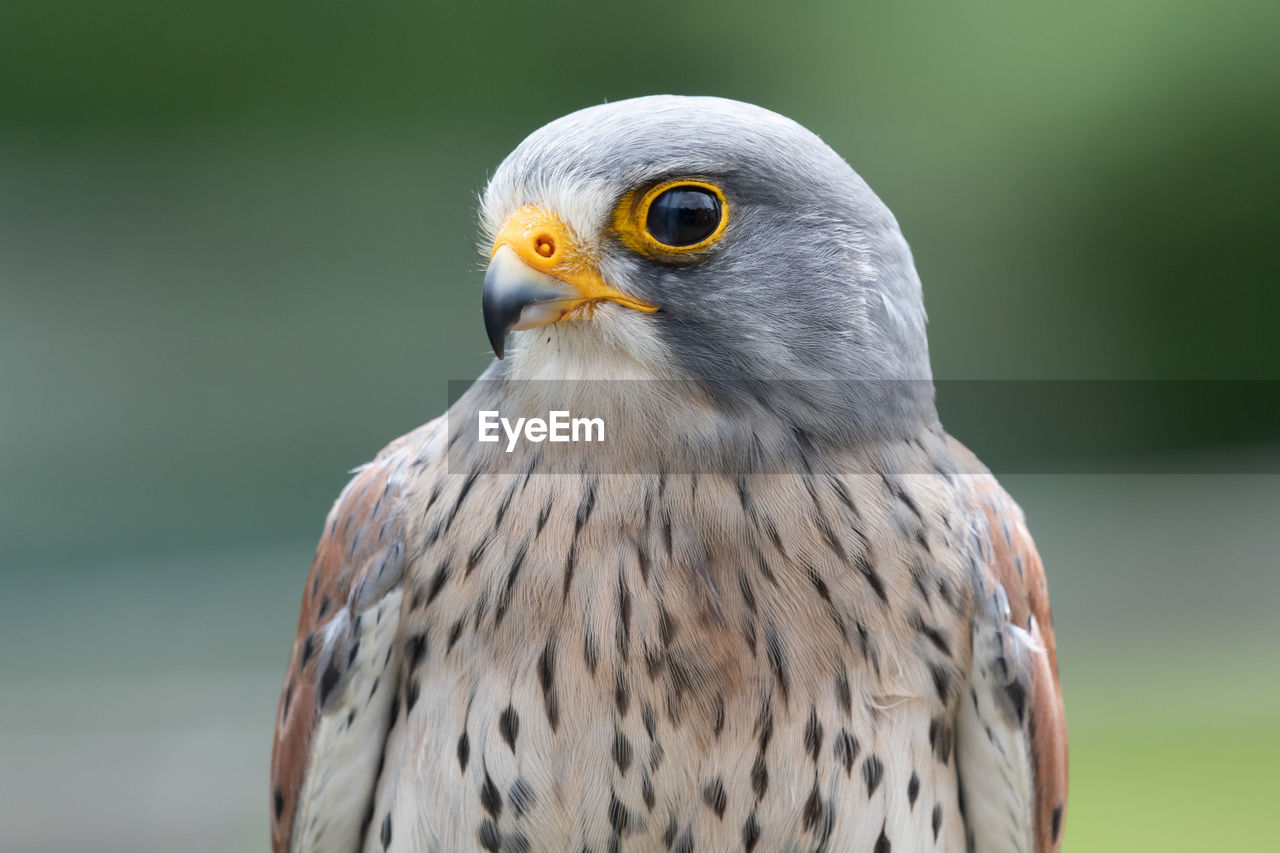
[270,428,425,852]
[948,436,1068,853]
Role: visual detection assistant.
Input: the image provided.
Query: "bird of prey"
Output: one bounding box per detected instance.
[270,96,1067,853]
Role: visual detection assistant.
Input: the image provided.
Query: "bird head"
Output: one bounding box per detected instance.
[478,96,934,444]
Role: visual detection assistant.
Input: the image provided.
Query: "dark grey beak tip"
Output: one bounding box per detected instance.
[482,292,510,360]
[482,264,518,360]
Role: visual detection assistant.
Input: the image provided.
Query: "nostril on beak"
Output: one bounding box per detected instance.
[534,234,556,259]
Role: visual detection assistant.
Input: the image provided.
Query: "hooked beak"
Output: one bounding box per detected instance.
[481,205,657,359]
[482,246,583,360]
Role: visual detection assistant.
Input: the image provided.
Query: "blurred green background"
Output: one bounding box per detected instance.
[2,1,1278,850]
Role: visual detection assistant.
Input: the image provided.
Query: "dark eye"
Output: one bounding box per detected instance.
[645,185,724,248]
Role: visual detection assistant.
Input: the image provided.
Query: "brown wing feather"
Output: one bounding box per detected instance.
[950,436,1069,852]
[270,435,414,852]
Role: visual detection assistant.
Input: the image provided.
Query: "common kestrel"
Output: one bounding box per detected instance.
[270,96,1067,852]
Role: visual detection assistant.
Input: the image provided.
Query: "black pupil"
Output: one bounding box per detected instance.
[646,187,721,247]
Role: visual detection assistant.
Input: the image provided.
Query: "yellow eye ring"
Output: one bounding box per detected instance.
[613,179,730,258]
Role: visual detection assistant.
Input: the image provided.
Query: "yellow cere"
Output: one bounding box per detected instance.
[491,204,658,314]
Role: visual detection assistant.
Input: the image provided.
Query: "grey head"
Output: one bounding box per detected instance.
[477,95,935,445]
